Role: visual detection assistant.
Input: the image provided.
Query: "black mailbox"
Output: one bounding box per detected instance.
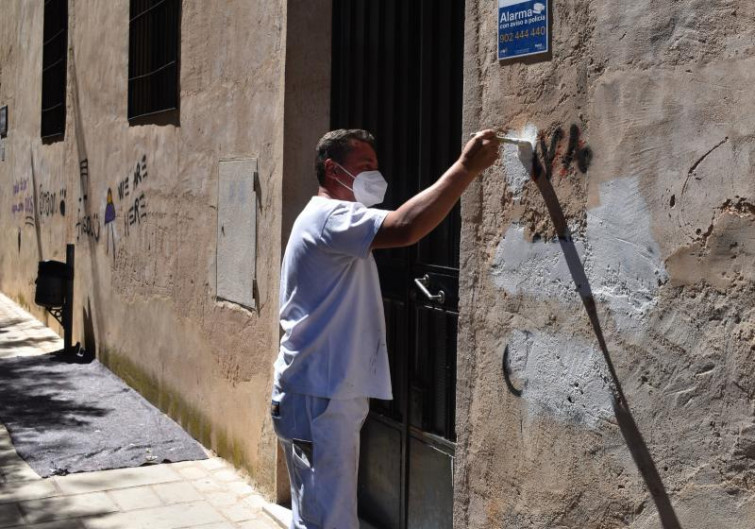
[34,260,70,308]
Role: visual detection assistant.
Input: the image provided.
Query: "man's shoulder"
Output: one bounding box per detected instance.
[290,198,344,242]
[298,197,367,224]
[300,196,345,216]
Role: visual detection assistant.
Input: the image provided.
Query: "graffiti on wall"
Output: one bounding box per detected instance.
[118,155,148,238]
[75,159,101,242]
[126,193,147,229]
[532,124,592,181]
[26,154,152,247]
[12,179,28,195]
[75,200,100,241]
[11,178,35,227]
[38,185,67,218]
[100,154,150,258]
[104,188,117,257]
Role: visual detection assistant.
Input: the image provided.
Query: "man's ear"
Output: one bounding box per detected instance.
[324,158,341,182]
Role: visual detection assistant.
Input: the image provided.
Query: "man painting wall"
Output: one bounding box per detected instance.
[272,128,499,528]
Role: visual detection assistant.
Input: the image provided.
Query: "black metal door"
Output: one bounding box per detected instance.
[331,2,465,527]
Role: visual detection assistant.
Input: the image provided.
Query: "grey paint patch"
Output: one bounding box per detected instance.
[492,176,668,333]
[586,176,669,333]
[491,224,587,303]
[505,329,613,429]
[217,159,258,310]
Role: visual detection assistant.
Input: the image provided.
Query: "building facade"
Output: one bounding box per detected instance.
[1,1,754,528]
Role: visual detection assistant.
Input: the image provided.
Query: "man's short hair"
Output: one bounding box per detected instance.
[315,129,376,186]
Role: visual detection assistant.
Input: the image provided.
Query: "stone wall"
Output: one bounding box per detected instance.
[457,0,755,527]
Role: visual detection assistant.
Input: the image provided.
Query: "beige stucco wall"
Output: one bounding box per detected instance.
[457,1,755,527]
[0,0,334,498]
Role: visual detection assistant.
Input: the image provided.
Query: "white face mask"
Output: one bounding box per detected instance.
[333,162,388,207]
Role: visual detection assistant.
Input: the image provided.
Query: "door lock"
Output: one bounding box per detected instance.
[413,274,445,305]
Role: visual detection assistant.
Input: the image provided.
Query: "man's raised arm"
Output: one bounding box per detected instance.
[371,129,500,250]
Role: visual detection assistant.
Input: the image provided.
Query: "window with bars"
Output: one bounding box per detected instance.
[41,0,68,139]
[128,0,180,120]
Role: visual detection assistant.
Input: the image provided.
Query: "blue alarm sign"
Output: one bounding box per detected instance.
[498,0,549,60]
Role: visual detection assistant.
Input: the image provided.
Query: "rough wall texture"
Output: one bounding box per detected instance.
[457,1,755,527]
[0,0,292,496]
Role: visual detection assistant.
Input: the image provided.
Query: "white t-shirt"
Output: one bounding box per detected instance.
[274,196,392,400]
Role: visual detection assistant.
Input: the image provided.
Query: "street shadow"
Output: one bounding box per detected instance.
[0,336,62,350]
[0,318,30,328]
[82,297,97,358]
[501,151,682,528]
[0,355,110,430]
[71,46,106,365]
[29,149,44,262]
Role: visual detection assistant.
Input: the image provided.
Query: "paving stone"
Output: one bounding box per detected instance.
[242,494,268,510]
[190,477,225,494]
[152,482,202,504]
[107,486,163,511]
[208,469,240,483]
[170,462,209,481]
[204,491,238,508]
[53,465,182,495]
[225,481,256,497]
[237,516,282,529]
[218,501,263,523]
[0,434,12,452]
[262,504,290,529]
[20,492,118,525]
[0,455,41,484]
[198,458,228,472]
[0,478,58,504]
[80,501,225,529]
[0,503,24,528]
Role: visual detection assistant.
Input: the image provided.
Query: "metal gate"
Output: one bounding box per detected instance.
[331,1,465,527]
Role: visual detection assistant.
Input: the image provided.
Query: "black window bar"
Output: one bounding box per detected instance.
[128,0,180,120]
[41,0,68,139]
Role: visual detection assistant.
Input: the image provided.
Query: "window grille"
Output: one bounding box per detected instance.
[128,0,180,120]
[41,0,68,139]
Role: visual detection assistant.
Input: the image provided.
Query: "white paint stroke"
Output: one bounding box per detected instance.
[586,177,669,333]
[502,123,538,200]
[492,176,668,334]
[505,329,613,429]
[491,225,586,301]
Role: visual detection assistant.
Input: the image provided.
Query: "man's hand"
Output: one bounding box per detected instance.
[459,130,500,175]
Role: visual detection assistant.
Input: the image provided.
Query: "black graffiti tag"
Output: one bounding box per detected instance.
[127,192,147,226]
[532,125,592,181]
[76,212,101,242]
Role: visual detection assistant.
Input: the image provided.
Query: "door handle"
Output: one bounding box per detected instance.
[414,275,445,305]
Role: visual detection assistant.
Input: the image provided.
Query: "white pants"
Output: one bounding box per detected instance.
[272,389,369,529]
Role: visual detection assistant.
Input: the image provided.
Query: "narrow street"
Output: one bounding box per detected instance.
[0,293,288,529]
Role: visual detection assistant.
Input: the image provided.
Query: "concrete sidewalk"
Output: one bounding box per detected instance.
[0,293,290,529]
